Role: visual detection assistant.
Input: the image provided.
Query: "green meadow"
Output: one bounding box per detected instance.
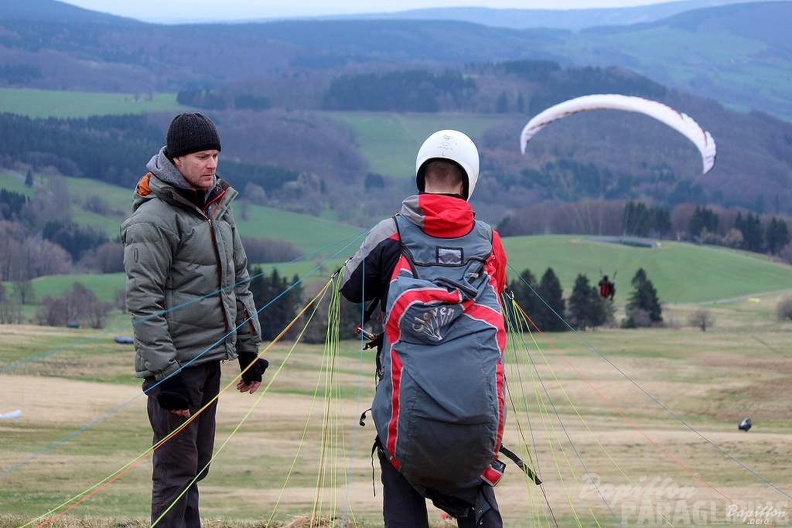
[0,171,29,194]
[0,88,513,179]
[4,166,792,311]
[6,233,792,311]
[328,111,514,179]
[233,205,364,254]
[1,170,364,246]
[0,88,184,118]
[501,235,792,303]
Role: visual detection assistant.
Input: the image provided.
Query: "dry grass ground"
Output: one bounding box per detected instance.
[1,294,791,527]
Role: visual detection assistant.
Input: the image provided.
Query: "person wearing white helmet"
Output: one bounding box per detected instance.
[415,129,480,200]
[340,130,508,527]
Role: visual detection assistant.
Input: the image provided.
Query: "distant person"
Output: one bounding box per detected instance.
[340,130,509,527]
[121,112,267,528]
[599,275,615,300]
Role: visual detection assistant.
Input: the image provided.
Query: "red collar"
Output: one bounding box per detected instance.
[415,194,475,238]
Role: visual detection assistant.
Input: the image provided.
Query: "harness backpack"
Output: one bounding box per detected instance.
[599,278,615,299]
[372,214,506,492]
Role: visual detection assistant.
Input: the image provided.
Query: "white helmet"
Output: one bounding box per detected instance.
[415,130,479,201]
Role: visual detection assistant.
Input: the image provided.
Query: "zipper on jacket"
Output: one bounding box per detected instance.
[207,218,231,332]
[205,187,228,220]
[160,181,234,334]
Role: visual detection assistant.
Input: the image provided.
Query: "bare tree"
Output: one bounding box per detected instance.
[16,238,72,280]
[0,301,23,324]
[115,288,127,313]
[0,221,25,280]
[36,282,111,329]
[688,309,715,331]
[242,237,302,263]
[722,228,744,249]
[21,184,71,229]
[84,194,110,215]
[242,182,267,205]
[779,243,792,265]
[11,281,35,305]
[37,297,68,327]
[86,299,113,329]
[92,242,125,273]
[777,297,792,322]
[3,230,71,281]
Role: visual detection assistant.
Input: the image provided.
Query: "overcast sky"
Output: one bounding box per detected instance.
[60,0,676,22]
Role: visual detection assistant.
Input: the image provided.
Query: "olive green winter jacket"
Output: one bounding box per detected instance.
[121,156,262,380]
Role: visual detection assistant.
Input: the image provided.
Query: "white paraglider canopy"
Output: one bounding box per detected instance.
[520,94,717,174]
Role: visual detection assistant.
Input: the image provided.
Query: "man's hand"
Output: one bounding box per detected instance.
[236,379,262,394]
[237,352,269,394]
[157,372,192,417]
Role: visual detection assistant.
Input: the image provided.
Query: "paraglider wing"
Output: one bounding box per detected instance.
[519,94,717,174]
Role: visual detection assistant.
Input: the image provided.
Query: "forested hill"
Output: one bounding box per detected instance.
[662,1,788,48]
[0,0,791,224]
[0,1,789,120]
[0,0,140,24]
[570,1,792,119]
[2,59,791,221]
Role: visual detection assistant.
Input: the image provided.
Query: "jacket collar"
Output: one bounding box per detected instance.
[133,171,236,218]
[399,193,475,238]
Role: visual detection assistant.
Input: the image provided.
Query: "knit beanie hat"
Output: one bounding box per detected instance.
[166,113,222,158]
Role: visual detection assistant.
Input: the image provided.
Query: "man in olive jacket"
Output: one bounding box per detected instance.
[121,113,266,528]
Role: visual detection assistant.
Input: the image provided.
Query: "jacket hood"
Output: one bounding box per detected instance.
[132,149,234,215]
[146,147,196,190]
[399,193,475,238]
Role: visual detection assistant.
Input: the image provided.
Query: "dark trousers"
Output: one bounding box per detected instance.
[144,362,221,528]
[378,448,503,528]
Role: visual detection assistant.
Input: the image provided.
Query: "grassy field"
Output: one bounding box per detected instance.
[0,89,512,180]
[1,170,137,238]
[0,170,365,245]
[502,235,792,303]
[2,91,791,526]
[8,234,791,317]
[330,112,514,179]
[1,289,790,527]
[0,88,184,118]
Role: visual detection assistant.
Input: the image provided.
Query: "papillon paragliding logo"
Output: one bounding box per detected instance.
[407,304,459,341]
[519,93,717,175]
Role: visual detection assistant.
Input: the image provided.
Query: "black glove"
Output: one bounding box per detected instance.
[156,372,191,411]
[238,352,269,384]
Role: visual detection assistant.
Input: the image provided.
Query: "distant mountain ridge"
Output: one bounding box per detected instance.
[632,0,790,49]
[571,1,792,118]
[329,0,778,30]
[37,0,780,29]
[0,0,141,24]
[0,0,788,120]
